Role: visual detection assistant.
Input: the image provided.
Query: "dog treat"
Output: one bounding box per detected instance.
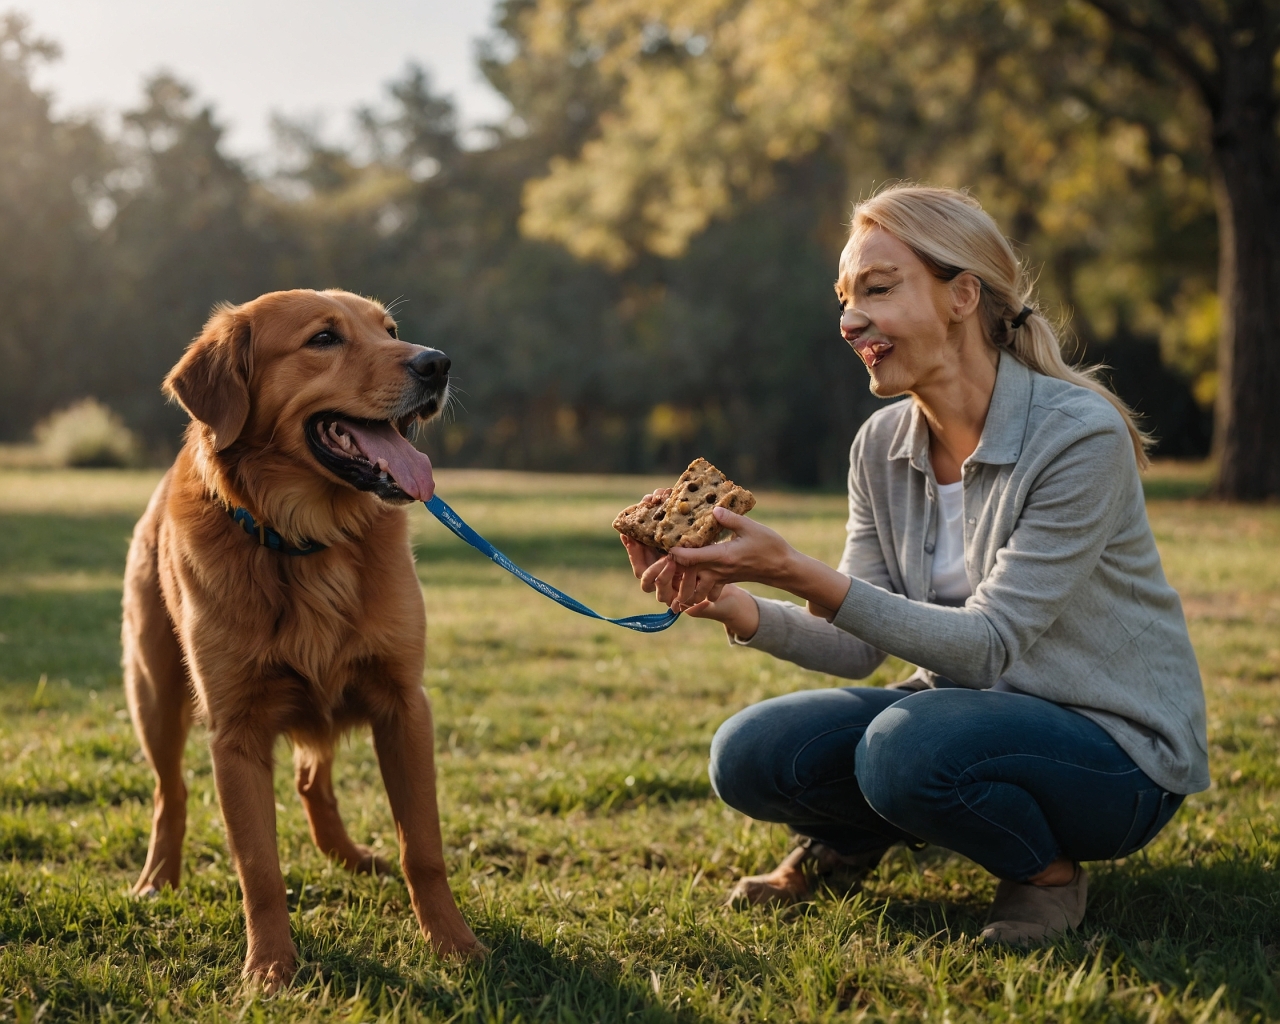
[612,495,669,549]
[613,458,755,551]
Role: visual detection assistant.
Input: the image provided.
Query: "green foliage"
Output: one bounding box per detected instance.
[0,467,1278,1022]
[0,5,1218,482]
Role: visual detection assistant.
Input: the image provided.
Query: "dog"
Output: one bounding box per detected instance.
[122,288,481,990]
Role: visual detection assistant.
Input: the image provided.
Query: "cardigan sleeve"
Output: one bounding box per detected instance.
[731,594,886,678]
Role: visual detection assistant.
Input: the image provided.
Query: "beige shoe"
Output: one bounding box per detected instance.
[725,841,888,907]
[980,865,1088,945]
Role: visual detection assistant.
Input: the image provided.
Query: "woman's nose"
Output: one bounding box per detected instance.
[841,308,868,337]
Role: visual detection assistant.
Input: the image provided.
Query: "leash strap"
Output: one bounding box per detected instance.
[424,495,680,633]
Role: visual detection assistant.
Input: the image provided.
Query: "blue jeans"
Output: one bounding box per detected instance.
[708,687,1183,881]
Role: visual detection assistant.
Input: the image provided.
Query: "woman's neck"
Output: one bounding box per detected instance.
[912,330,999,485]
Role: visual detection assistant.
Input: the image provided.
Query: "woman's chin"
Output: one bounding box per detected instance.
[866,365,907,398]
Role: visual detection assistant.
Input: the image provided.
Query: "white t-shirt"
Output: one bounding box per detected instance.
[931,481,971,601]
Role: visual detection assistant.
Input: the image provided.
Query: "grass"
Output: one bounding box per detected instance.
[0,462,1277,1022]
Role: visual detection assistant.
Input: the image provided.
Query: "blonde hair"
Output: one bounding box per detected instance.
[843,184,1151,469]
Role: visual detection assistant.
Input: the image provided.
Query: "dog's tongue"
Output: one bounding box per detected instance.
[342,420,435,501]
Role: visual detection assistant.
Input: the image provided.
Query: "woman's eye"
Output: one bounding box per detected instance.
[306,330,342,348]
[866,285,889,296]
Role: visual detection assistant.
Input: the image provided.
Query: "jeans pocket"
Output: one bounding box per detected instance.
[1114,789,1183,859]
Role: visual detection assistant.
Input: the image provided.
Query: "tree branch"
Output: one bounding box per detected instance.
[1082,0,1222,111]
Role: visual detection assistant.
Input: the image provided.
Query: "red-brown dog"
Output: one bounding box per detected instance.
[122,288,481,990]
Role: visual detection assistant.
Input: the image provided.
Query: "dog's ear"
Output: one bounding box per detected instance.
[163,304,253,451]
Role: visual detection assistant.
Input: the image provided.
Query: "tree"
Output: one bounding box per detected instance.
[0,14,109,436]
[1080,1,1279,496]
[512,0,1232,475]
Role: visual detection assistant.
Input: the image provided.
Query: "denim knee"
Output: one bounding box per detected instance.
[854,699,935,827]
[708,703,785,818]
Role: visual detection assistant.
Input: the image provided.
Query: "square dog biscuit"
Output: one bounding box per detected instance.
[613,458,755,551]
[612,497,667,549]
[655,458,755,549]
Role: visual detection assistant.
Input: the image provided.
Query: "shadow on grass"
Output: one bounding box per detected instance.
[1087,858,1280,1012]
[863,853,1280,1016]
[302,920,696,1023]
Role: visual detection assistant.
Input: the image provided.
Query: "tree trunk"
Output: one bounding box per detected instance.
[1210,37,1280,499]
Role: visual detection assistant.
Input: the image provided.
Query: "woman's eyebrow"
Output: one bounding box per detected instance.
[858,262,899,281]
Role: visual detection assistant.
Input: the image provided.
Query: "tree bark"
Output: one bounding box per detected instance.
[1209,32,1280,499]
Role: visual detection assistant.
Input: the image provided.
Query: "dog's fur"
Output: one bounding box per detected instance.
[123,289,480,990]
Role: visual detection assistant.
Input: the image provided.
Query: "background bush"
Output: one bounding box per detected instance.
[33,398,138,469]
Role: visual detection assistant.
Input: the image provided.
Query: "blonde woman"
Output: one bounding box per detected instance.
[622,185,1208,944]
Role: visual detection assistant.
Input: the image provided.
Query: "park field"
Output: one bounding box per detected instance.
[0,465,1277,1022]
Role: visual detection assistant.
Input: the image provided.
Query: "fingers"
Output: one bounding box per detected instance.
[673,563,710,610]
[682,599,716,618]
[652,559,683,606]
[711,506,751,530]
[639,554,668,593]
[640,555,684,602]
[621,535,660,579]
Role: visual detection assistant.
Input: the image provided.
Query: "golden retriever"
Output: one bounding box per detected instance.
[122,288,481,990]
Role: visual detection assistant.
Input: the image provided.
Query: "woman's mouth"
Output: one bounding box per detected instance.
[853,338,894,369]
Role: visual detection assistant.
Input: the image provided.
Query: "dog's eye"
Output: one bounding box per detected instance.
[306,330,342,348]
[386,325,398,339]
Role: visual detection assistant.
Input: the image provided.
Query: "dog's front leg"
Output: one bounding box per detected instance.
[211,724,297,991]
[372,685,483,959]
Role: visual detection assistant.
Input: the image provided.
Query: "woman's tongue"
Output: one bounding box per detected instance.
[854,338,893,368]
[339,420,435,501]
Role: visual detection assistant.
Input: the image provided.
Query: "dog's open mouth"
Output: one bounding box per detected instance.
[306,414,435,503]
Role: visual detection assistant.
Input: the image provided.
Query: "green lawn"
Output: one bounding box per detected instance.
[0,465,1277,1023]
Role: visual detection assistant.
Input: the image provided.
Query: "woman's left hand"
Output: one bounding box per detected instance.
[663,506,856,615]
[664,507,795,611]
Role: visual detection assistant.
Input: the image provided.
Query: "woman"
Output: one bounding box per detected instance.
[621,185,1208,945]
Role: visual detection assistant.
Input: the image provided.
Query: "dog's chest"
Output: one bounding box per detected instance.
[285,571,373,689]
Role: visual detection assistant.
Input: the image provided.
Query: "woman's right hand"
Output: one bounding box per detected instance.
[621,487,760,639]
[681,583,761,640]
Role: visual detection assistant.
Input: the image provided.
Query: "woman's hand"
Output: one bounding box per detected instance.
[620,488,672,582]
[681,582,761,639]
[664,507,854,615]
[622,525,761,638]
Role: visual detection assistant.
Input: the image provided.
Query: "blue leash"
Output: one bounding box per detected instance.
[424,495,680,633]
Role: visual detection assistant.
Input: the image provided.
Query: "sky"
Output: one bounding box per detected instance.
[20,0,509,157]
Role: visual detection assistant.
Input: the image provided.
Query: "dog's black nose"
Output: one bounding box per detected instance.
[408,348,450,387]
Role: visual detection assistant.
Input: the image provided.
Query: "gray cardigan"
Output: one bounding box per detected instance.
[737,352,1209,794]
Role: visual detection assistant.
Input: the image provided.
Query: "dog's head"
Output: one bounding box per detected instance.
[165,289,447,529]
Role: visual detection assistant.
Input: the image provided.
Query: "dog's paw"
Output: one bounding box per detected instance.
[242,947,297,995]
[427,916,486,961]
[348,844,394,877]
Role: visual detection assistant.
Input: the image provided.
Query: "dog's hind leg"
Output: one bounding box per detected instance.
[123,488,193,895]
[294,742,392,875]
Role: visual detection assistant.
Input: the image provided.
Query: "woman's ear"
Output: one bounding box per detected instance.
[163,304,252,451]
[948,271,983,322]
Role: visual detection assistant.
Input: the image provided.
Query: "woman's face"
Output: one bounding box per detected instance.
[836,226,977,398]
